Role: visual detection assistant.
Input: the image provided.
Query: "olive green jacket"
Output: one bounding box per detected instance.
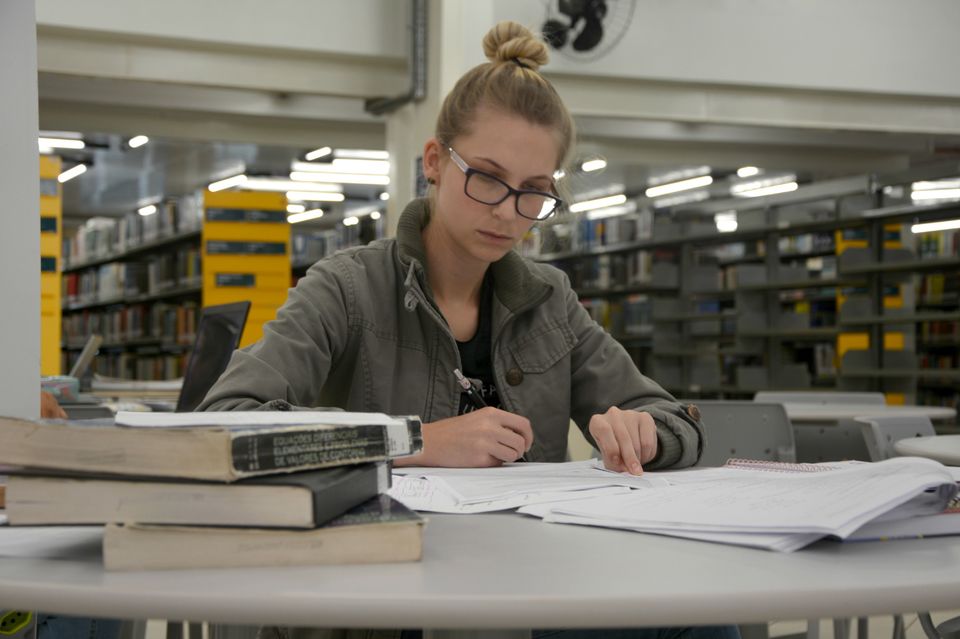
[199,198,704,468]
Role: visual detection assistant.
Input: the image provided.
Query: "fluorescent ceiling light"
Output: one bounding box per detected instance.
[208,174,248,192]
[331,158,390,174]
[737,166,760,178]
[57,164,87,183]
[292,160,390,176]
[286,203,306,214]
[586,200,637,221]
[39,137,85,150]
[243,178,342,193]
[651,190,709,209]
[645,175,713,198]
[370,211,381,220]
[290,170,390,186]
[305,146,332,161]
[553,169,566,180]
[343,216,360,226]
[733,181,798,198]
[285,191,346,202]
[912,179,960,191]
[128,135,149,149]
[715,211,738,233]
[379,192,390,201]
[569,193,627,213]
[911,189,960,202]
[648,166,711,187]
[288,208,325,224]
[334,149,389,160]
[581,158,607,172]
[911,219,960,234]
[138,204,157,216]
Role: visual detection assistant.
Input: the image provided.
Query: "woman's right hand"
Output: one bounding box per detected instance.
[393,407,533,468]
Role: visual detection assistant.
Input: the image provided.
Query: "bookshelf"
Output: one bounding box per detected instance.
[40,155,62,376]
[60,190,294,380]
[529,170,960,418]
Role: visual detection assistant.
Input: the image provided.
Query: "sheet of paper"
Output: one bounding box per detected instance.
[0,526,102,559]
[545,457,956,538]
[390,475,631,513]
[395,460,669,505]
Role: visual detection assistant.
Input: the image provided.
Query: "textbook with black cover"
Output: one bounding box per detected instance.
[103,495,426,571]
[5,461,389,528]
[0,411,422,482]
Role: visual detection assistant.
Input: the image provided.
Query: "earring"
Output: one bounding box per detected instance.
[427,177,435,185]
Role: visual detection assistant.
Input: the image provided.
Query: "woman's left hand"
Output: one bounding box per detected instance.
[588,407,657,475]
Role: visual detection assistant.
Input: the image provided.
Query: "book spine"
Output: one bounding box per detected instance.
[230,424,391,474]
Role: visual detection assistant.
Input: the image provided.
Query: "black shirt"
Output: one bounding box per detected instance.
[456,274,502,414]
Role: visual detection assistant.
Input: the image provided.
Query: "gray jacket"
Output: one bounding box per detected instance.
[200,198,704,468]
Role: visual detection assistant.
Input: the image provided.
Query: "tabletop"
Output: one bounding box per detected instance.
[2,513,960,630]
[782,403,957,422]
[895,434,960,465]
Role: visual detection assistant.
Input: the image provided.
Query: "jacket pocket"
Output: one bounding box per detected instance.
[509,321,577,373]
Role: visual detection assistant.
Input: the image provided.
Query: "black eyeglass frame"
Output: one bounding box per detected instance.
[444,145,563,221]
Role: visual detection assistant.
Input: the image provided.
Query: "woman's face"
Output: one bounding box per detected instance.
[424,105,560,266]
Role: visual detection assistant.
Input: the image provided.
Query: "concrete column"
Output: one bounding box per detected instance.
[0,0,40,419]
[383,0,494,237]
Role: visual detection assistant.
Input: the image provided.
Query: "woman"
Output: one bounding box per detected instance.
[200,21,704,476]
[207,19,736,639]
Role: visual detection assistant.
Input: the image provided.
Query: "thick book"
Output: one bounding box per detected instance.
[4,462,389,528]
[103,495,425,571]
[0,411,422,482]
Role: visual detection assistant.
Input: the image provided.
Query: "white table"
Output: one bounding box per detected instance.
[895,434,960,466]
[1,514,960,631]
[782,403,956,423]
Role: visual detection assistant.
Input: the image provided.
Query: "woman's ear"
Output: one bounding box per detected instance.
[422,138,443,186]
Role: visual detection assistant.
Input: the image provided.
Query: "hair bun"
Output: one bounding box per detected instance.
[482,21,549,72]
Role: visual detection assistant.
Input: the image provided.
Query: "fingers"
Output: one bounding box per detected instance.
[638,412,658,464]
[488,408,534,453]
[494,425,528,460]
[589,409,655,475]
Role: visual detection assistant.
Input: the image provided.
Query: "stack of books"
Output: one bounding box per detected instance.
[0,411,425,570]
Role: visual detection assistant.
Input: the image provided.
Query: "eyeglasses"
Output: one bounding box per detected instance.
[445,146,562,221]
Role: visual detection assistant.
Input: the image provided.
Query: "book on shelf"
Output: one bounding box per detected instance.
[102,494,425,571]
[0,411,423,482]
[4,461,389,528]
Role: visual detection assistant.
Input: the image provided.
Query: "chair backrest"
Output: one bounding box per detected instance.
[753,391,886,405]
[691,400,796,467]
[175,301,251,412]
[854,415,936,461]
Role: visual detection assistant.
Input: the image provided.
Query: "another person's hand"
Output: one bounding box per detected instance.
[589,406,657,475]
[40,390,68,419]
[393,407,533,468]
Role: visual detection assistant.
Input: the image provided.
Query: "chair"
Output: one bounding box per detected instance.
[754,391,876,463]
[692,400,796,467]
[854,415,936,462]
[849,415,955,639]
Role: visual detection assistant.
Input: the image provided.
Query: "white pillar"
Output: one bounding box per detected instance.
[0,0,41,418]
[384,0,494,237]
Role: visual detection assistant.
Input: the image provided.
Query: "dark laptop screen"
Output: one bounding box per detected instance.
[176,301,251,412]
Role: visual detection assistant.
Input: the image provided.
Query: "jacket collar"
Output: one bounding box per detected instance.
[396,198,553,313]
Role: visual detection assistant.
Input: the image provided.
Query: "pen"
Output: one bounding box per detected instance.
[454,368,488,409]
[454,368,527,462]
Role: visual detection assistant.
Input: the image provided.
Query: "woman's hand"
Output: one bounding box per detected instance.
[589,407,657,475]
[393,407,533,468]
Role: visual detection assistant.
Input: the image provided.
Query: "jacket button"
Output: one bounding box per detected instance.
[505,368,524,386]
[686,404,702,421]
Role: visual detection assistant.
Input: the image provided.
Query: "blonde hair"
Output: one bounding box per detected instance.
[435,21,575,170]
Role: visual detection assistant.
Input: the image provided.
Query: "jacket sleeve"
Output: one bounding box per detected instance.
[197,257,353,412]
[564,278,705,469]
